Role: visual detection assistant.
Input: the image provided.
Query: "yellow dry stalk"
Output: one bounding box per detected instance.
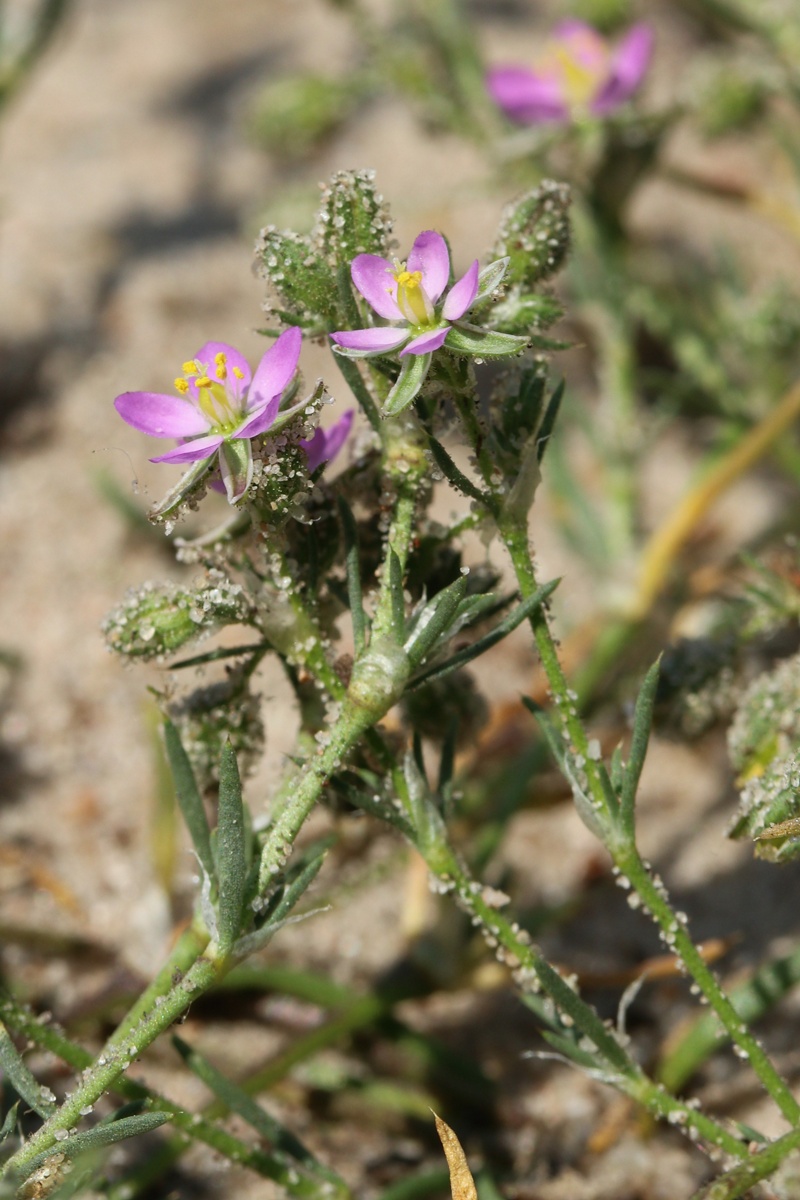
[433,1113,478,1200]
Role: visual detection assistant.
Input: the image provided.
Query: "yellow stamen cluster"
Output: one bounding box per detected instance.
[391,261,433,326]
[214,351,227,381]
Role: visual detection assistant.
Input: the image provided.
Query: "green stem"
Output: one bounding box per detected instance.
[2,951,222,1179]
[659,940,800,1094]
[428,851,747,1159]
[689,1128,800,1200]
[618,846,800,1126]
[501,519,615,823]
[0,993,337,1200]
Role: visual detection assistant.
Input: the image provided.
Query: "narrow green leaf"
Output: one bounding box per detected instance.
[0,1102,19,1146]
[234,839,331,958]
[404,576,468,667]
[521,698,609,839]
[409,580,559,688]
[388,549,405,641]
[445,324,529,358]
[0,1023,55,1119]
[536,379,564,462]
[428,435,491,507]
[437,721,458,798]
[538,1029,607,1072]
[619,658,661,839]
[162,721,215,885]
[609,746,625,795]
[383,352,432,416]
[216,743,248,954]
[172,1036,344,1192]
[16,1112,171,1182]
[336,497,368,655]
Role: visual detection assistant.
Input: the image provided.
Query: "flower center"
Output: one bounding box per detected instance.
[538,27,609,110]
[391,262,434,326]
[174,352,246,437]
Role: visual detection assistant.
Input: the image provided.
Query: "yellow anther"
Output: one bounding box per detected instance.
[232,366,245,379]
[215,364,227,380]
[214,351,227,366]
[174,377,190,394]
[196,375,212,388]
[182,361,199,376]
[395,269,423,290]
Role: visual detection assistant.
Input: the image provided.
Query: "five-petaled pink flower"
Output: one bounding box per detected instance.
[330,230,481,360]
[114,328,349,505]
[487,20,653,125]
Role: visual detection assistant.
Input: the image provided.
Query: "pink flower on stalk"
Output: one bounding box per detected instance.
[487,20,653,125]
[330,230,481,361]
[114,329,304,504]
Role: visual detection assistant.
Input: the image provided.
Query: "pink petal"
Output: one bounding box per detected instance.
[486,66,569,124]
[407,231,450,304]
[302,409,354,473]
[193,342,252,399]
[331,327,409,353]
[400,327,449,356]
[235,396,281,439]
[351,255,402,319]
[248,326,302,411]
[441,260,480,321]
[114,391,210,438]
[150,433,224,464]
[592,24,653,114]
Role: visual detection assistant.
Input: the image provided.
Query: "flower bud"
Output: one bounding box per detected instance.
[311,168,393,269]
[492,180,571,290]
[103,575,252,661]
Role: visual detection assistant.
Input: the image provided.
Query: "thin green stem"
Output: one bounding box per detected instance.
[619,846,800,1126]
[2,951,221,1179]
[427,852,747,1160]
[689,1128,800,1200]
[501,519,615,823]
[0,993,338,1200]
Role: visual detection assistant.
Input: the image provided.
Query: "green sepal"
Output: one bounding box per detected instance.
[215,742,249,955]
[220,438,253,505]
[332,340,404,362]
[383,352,432,416]
[472,256,509,307]
[445,323,529,359]
[270,380,325,437]
[150,456,214,522]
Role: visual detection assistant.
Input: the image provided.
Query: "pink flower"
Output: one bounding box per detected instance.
[302,409,355,474]
[330,230,481,360]
[114,329,302,504]
[487,20,653,125]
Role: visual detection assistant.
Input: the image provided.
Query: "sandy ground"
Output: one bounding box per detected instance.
[1,1,800,1198]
